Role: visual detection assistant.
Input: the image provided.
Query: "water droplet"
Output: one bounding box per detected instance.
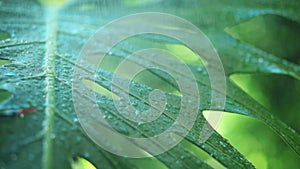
[31,25,37,29]
[196,67,203,72]
[219,141,226,147]
[4,72,16,77]
[175,160,181,164]
[73,118,78,123]
[76,136,82,142]
[200,144,205,149]
[83,152,90,158]
[132,101,138,106]
[51,134,56,139]
[134,110,139,115]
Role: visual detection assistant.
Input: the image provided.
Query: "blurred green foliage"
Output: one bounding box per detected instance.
[223,14,300,169]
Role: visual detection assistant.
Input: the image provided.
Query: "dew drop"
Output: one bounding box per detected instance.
[19,114,24,118]
[51,134,56,139]
[83,152,90,158]
[76,135,82,142]
[175,160,181,165]
[73,118,78,123]
[4,72,16,77]
[196,67,203,72]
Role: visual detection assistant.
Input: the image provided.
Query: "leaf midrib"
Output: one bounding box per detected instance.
[42,6,59,169]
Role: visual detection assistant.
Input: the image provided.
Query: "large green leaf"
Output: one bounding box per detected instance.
[0,0,299,169]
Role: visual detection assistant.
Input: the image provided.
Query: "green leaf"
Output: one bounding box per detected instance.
[0,0,299,169]
[225,14,300,61]
[0,30,11,41]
